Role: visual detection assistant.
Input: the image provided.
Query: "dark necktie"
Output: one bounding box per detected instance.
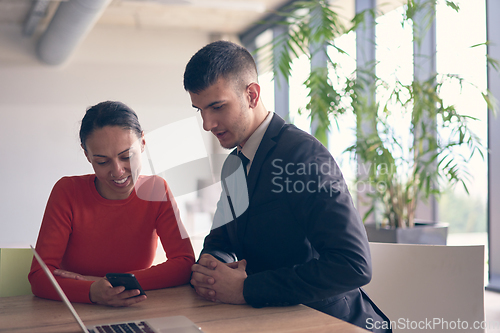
[238,151,250,175]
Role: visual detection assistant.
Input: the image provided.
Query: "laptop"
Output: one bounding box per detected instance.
[30,245,203,333]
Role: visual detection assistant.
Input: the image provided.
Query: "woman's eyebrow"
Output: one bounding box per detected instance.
[118,147,132,156]
[93,147,132,158]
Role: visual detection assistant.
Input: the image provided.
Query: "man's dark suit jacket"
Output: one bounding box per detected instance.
[202,113,390,332]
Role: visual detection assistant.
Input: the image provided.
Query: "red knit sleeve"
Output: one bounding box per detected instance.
[131,178,195,289]
[28,177,94,304]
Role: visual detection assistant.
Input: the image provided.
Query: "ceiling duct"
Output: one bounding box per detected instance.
[123,0,266,13]
[23,0,51,37]
[36,0,111,65]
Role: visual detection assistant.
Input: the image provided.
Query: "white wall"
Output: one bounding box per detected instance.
[0,23,214,248]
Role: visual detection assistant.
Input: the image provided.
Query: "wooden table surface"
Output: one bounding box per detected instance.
[0,284,368,332]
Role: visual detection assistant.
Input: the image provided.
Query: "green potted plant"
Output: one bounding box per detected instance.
[264,0,496,244]
[348,72,486,244]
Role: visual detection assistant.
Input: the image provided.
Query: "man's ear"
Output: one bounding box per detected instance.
[82,145,91,163]
[247,82,261,109]
[140,131,146,153]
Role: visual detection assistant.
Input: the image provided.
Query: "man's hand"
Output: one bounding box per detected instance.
[191,254,247,304]
[190,254,218,301]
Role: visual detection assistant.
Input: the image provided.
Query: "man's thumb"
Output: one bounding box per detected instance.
[238,259,247,270]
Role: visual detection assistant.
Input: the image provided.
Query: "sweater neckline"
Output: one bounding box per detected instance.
[88,174,137,205]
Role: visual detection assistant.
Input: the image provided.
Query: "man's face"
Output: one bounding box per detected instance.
[189,77,253,149]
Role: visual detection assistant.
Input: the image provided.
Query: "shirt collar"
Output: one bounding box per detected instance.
[238,111,273,169]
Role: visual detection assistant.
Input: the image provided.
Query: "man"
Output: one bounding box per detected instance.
[184,40,390,332]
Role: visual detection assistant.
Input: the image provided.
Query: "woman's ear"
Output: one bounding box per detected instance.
[247,82,261,109]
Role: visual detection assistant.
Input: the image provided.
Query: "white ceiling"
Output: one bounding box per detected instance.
[0,0,293,35]
[101,0,291,33]
[0,0,407,37]
[0,0,405,66]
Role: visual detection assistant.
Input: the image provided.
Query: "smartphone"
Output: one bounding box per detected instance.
[105,273,146,297]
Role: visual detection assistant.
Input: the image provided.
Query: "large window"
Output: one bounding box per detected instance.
[255,28,359,189]
[241,0,500,291]
[372,1,487,248]
[436,0,488,238]
[252,1,488,242]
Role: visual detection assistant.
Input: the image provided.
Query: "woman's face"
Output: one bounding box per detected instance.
[83,126,145,200]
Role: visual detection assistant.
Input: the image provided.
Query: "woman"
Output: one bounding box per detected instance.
[29,101,195,307]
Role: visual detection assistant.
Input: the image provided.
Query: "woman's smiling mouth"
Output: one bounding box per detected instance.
[113,176,129,185]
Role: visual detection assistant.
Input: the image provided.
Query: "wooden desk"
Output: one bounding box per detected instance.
[0,285,368,332]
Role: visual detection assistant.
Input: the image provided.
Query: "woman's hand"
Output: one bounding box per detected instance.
[54,269,147,306]
[53,269,100,281]
[89,278,147,307]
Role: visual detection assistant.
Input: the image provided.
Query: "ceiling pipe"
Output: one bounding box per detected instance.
[23,0,51,37]
[36,0,111,66]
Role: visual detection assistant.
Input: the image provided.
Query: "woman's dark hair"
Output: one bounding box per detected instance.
[79,101,143,150]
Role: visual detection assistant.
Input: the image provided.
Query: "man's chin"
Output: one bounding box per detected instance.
[219,143,237,150]
[217,138,238,150]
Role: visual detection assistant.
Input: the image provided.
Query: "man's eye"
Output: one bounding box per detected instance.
[96,161,107,165]
[213,105,223,110]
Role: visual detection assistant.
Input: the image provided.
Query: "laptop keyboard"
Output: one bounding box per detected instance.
[88,321,155,333]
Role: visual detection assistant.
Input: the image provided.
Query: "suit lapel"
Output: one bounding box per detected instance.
[235,114,287,249]
[223,113,287,259]
[246,113,286,199]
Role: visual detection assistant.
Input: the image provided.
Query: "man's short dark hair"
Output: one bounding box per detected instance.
[183,40,258,94]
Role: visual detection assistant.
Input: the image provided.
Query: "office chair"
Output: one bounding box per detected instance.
[363,242,485,333]
[0,248,33,297]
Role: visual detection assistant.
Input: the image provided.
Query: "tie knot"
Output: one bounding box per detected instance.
[238,151,250,172]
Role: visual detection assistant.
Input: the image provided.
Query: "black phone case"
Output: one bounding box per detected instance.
[105,273,146,296]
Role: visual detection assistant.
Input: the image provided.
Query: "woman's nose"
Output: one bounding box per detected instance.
[111,161,126,178]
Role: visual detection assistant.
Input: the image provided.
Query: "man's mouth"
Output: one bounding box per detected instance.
[214,131,227,138]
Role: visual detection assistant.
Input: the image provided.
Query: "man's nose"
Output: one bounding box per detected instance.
[202,112,217,132]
